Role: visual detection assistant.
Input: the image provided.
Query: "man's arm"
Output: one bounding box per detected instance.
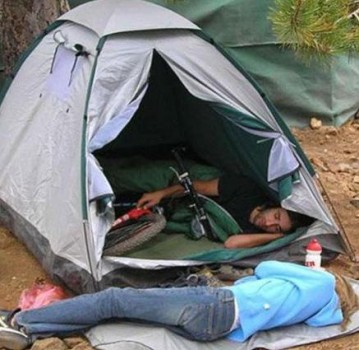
[224,233,284,249]
[193,178,219,196]
[137,178,219,208]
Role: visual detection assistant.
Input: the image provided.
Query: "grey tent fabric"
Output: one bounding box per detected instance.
[86,279,359,350]
[147,0,359,127]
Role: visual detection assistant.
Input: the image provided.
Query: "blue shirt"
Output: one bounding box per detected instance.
[225,261,343,342]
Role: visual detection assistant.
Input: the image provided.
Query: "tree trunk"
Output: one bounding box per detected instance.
[0,0,70,75]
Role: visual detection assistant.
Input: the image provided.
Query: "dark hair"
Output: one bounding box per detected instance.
[286,210,315,231]
[261,202,315,232]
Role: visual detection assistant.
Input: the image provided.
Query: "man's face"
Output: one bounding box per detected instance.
[249,207,292,233]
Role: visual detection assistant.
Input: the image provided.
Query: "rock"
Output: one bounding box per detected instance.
[31,338,68,350]
[337,163,352,173]
[72,342,94,350]
[325,126,339,136]
[310,117,322,129]
[323,173,338,183]
[326,162,339,173]
[354,176,359,184]
[351,199,359,209]
[310,157,329,172]
[0,228,14,249]
[348,182,359,193]
[63,337,92,349]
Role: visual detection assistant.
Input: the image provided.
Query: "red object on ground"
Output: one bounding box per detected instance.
[112,208,151,229]
[306,238,322,252]
[18,283,69,310]
[127,208,151,219]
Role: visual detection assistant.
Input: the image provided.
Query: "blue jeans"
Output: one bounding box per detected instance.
[15,286,235,342]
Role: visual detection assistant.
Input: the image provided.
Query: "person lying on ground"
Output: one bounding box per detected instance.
[137,173,314,248]
[0,261,357,350]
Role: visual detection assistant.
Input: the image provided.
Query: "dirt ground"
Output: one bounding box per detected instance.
[1,120,359,349]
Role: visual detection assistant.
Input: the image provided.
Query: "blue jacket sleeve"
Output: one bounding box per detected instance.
[255,261,343,326]
[305,293,343,327]
[255,261,331,283]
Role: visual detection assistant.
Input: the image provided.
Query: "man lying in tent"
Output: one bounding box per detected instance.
[137,173,314,248]
[0,261,357,349]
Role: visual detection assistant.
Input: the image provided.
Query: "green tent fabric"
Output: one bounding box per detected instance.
[100,156,221,193]
[98,156,308,250]
[146,0,359,127]
[161,196,242,242]
[99,156,240,242]
[69,0,89,7]
[184,227,306,261]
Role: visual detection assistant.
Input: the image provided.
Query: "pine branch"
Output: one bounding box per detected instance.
[269,0,359,62]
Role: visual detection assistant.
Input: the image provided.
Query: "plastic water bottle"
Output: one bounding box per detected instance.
[305,239,322,269]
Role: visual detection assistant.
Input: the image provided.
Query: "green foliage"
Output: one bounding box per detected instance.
[269,0,359,62]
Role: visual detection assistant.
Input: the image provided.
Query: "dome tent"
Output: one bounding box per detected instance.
[0,0,347,295]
